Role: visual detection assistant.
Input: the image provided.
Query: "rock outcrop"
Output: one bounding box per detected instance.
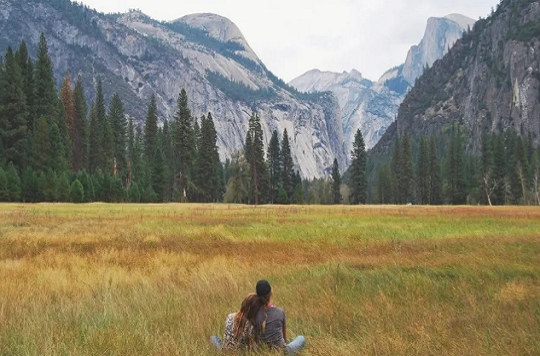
[0,0,348,177]
[290,14,474,154]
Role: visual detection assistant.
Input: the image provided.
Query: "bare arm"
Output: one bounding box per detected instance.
[283,320,287,342]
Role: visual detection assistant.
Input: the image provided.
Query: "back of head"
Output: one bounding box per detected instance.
[256,280,272,300]
[234,293,259,337]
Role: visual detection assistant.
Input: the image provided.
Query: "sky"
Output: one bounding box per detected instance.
[77,0,499,82]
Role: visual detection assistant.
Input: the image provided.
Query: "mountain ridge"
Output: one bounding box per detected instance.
[290,13,475,153]
[0,0,348,177]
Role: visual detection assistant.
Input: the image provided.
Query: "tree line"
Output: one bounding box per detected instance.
[0,34,224,203]
[372,126,540,206]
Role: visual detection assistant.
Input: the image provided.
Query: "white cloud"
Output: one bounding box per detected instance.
[77,0,498,81]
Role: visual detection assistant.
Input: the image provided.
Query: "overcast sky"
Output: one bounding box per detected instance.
[78,0,498,82]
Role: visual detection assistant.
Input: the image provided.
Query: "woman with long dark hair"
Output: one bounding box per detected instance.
[254,280,306,355]
[210,293,259,351]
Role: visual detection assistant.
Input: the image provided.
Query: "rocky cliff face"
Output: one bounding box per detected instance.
[373,0,540,155]
[290,14,474,154]
[0,0,347,178]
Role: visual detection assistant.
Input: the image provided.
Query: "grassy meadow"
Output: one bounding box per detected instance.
[0,203,539,355]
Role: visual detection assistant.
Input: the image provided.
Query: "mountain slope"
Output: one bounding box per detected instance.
[0,0,347,178]
[372,0,540,156]
[290,14,474,153]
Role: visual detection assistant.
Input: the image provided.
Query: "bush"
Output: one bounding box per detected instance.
[69,179,85,203]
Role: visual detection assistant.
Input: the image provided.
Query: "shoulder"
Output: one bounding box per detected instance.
[270,306,286,318]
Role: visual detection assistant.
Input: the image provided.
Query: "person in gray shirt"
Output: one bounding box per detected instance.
[254,280,306,355]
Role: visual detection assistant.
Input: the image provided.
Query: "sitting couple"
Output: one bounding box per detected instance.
[211,280,306,354]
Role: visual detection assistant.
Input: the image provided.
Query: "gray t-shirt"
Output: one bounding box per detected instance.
[255,306,286,348]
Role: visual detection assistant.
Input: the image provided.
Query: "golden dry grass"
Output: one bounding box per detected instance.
[0,203,539,355]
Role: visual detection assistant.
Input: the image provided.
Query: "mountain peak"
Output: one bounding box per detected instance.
[444,13,476,29]
[173,13,259,62]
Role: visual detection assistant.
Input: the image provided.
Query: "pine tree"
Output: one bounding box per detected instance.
[0,167,8,201]
[399,132,413,204]
[87,101,101,172]
[531,149,540,205]
[0,46,28,169]
[144,93,159,162]
[377,164,393,204]
[331,158,341,204]
[34,34,57,121]
[152,144,167,201]
[267,130,281,204]
[42,168,58,202]
[76,170,95,202]
[173,89,195,202]
[246,113,269,205]
[481,133,497,205]
[60,72,75,143]
[293,183,304,205]
[32,116,50,173]
[108,93,127,174]
[161,119,174,202]
[15,40,35,133]
[492,134,506,205]
[416,137,430,204]
[428,136,443,205]
[56,172,70,202]
[391,135,401,204]
[197,112,221,202]
[69,179,84,203]
[350,129,368,204]
[446,127,467,205]
[96,80,113,173]
[72,76,87,171]
[49,120,67,172]
[281,128,294,202]
[21,166,39,203]
[6,162,21,202]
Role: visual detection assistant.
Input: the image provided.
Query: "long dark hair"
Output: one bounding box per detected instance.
[257,293,271,334]
[233,293,259,338]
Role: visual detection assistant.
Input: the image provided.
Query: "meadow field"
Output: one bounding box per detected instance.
[0,203,539,356]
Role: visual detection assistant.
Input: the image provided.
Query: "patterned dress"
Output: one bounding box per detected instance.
[222,313,256,351]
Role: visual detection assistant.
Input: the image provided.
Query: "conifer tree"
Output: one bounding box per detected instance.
[144,94,159,164]
[108,93,127,174]
[161,119,174,201]
[56,172,70,202]
[15,41,35,132]
[0,167,7,201]
[69,179,84,203]
[281,128,295,202]
[531,148,540,205]
[246,113,268,205]
[49,120,66,172]
[96,80,113,173]
[481,133,497,205]
[6,162,21,202]
[492,134,506,205]
[60,72,75,143]
[173,89,195,202]
[331,158,341,204]
[428,136,443,205]
[267,130,281,203]
[391,135,401,203]
[21,166,39,203]
[72,76,87,171]
[446,127,467,204]
[87,101,101,172]
[377,164,393,204]
[398,132,413,204]
[152,144,167,201]
[0,46,28,169]
[417,137,430,204]
[349,129,368,204]
[34,34,57,121]
[32,116,50,173]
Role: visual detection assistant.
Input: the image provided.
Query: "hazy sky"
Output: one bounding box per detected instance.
[78,0,498,82]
